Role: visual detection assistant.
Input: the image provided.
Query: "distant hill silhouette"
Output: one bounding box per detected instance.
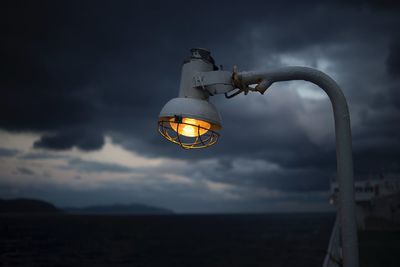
[64,203,174,215]
[0,198,60,213]
[0,198,173,215]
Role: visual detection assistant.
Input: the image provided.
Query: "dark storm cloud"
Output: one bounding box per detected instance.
[0,148,19,157]
[1,0,400,198]
[33,128,105,151]
[345,0,400,9]
[0,0,342,140]
[18,152,68,160]
[387,36,400,79]
[64,158,134,173]
[16,167,35,176]
[193,156,333,193]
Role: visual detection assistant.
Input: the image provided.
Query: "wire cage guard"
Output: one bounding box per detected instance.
[158,119,219,149]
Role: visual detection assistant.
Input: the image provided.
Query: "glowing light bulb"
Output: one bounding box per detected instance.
[169,117,211,137]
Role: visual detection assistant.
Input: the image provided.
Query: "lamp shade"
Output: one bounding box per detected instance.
[159,98,221,128]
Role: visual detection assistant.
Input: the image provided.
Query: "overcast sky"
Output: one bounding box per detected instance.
[0,0,399,213]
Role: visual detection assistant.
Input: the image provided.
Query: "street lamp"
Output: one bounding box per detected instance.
[158,48,359,267]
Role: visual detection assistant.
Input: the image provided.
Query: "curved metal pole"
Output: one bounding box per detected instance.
[238,67,359,267]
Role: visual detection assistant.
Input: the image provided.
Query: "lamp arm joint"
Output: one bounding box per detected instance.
[231,66,274,96]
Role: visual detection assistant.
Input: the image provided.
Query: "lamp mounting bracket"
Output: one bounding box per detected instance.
[191,66,275,99]
[192,70,234,95]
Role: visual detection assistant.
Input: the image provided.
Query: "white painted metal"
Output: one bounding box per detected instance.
[159,97,222,127]
[192,70,234,95]
[238,67,359,267]
[178,49,215,100]
[323,218,342,267]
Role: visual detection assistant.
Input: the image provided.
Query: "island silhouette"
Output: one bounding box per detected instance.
[0,198,173,215]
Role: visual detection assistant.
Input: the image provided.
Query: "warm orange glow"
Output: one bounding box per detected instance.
[169,117,211,137]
